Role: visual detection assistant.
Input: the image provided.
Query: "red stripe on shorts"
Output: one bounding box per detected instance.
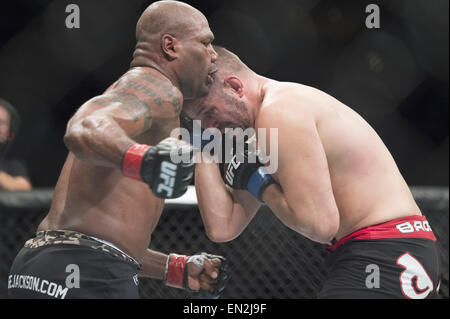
[326,215,436,252]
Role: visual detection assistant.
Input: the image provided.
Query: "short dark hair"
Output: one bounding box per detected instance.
[0,98,20,139]
[213,45,251,74]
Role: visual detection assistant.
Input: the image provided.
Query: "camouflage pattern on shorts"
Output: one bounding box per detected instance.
[24,230,141,269]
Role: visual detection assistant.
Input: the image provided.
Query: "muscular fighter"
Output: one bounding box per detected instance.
[183,46,440,299]
[8,1,227,299]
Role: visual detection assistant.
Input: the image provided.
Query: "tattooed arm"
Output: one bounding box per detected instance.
[64,68,183,168]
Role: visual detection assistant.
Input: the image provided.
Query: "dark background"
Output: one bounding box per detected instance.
[0,0,448,188]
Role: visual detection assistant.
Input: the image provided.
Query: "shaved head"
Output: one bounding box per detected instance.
[131,1,217,99]
[136,1,207,44]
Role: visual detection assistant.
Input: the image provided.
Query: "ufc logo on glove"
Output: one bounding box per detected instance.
[157,161,177,197]
[225,155,241,186]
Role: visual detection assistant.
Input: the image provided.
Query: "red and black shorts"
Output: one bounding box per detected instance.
[318,215,440,299]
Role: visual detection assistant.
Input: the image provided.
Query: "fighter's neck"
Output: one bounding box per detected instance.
[130,56,180,89]
[248,75,272,128]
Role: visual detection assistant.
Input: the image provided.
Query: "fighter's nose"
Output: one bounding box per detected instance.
[210,48,218,63]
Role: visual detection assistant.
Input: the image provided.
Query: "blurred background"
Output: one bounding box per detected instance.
[0,0,448,300]
[0,0,448,188]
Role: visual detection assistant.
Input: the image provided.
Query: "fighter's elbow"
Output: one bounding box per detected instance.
[205,225,238,243]
[289,207,339,244]
[63,117,100,159]
[64,129,89,160]
[309,210,339,244]
[64,129,80,154]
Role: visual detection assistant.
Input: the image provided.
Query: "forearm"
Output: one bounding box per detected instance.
[262,183,336,244]
[64,115,136,169]
[0,172,32,191]
[195,162,259,242]
[195,162,233,230]
[262,184,302,231]
[138,249,168,280]
[63,89,158,169]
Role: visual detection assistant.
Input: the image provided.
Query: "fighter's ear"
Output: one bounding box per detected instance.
[161,34,178,60]
[224,75,244,98]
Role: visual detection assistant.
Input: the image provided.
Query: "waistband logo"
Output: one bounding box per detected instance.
[396,220,432,234]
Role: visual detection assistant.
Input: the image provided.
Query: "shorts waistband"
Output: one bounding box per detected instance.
[326,215,436,252]
[25,230,141,269]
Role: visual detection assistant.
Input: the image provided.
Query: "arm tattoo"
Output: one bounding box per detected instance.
[91,73,180,135]
[93,92,152,132]
[121,80,165,107]
[141,74,182,115]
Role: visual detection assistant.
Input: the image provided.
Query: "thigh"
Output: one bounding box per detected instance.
[318,238,440,299]
[8,245,140,299]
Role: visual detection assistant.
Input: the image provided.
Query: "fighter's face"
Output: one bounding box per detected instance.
[177,19,218,99]
[184,82,251,133]
[0,106,11,143]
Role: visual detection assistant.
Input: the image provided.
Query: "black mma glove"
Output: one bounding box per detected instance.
[164,252,229,299]
[122,137,194,199]
[179,113,219,153]
[223,142,277,202]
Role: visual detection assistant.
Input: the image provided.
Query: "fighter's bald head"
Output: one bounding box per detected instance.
[131,1,217,99]
[136,1,207,43]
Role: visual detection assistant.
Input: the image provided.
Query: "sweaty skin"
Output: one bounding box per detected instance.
[37,1,219,290]
[258,81,420,241]
[187,48,420,245]
[41,67,179,258]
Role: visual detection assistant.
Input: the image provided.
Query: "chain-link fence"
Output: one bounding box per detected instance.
[0,187,448,299]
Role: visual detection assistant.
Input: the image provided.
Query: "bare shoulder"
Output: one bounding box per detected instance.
[256,82,319,130]
[106,67,183,118]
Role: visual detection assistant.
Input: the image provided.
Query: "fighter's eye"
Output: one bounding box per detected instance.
[202,38,213,46]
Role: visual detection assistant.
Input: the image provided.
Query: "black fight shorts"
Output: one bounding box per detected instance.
[318,215,440,299]
[8,230,141,299]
